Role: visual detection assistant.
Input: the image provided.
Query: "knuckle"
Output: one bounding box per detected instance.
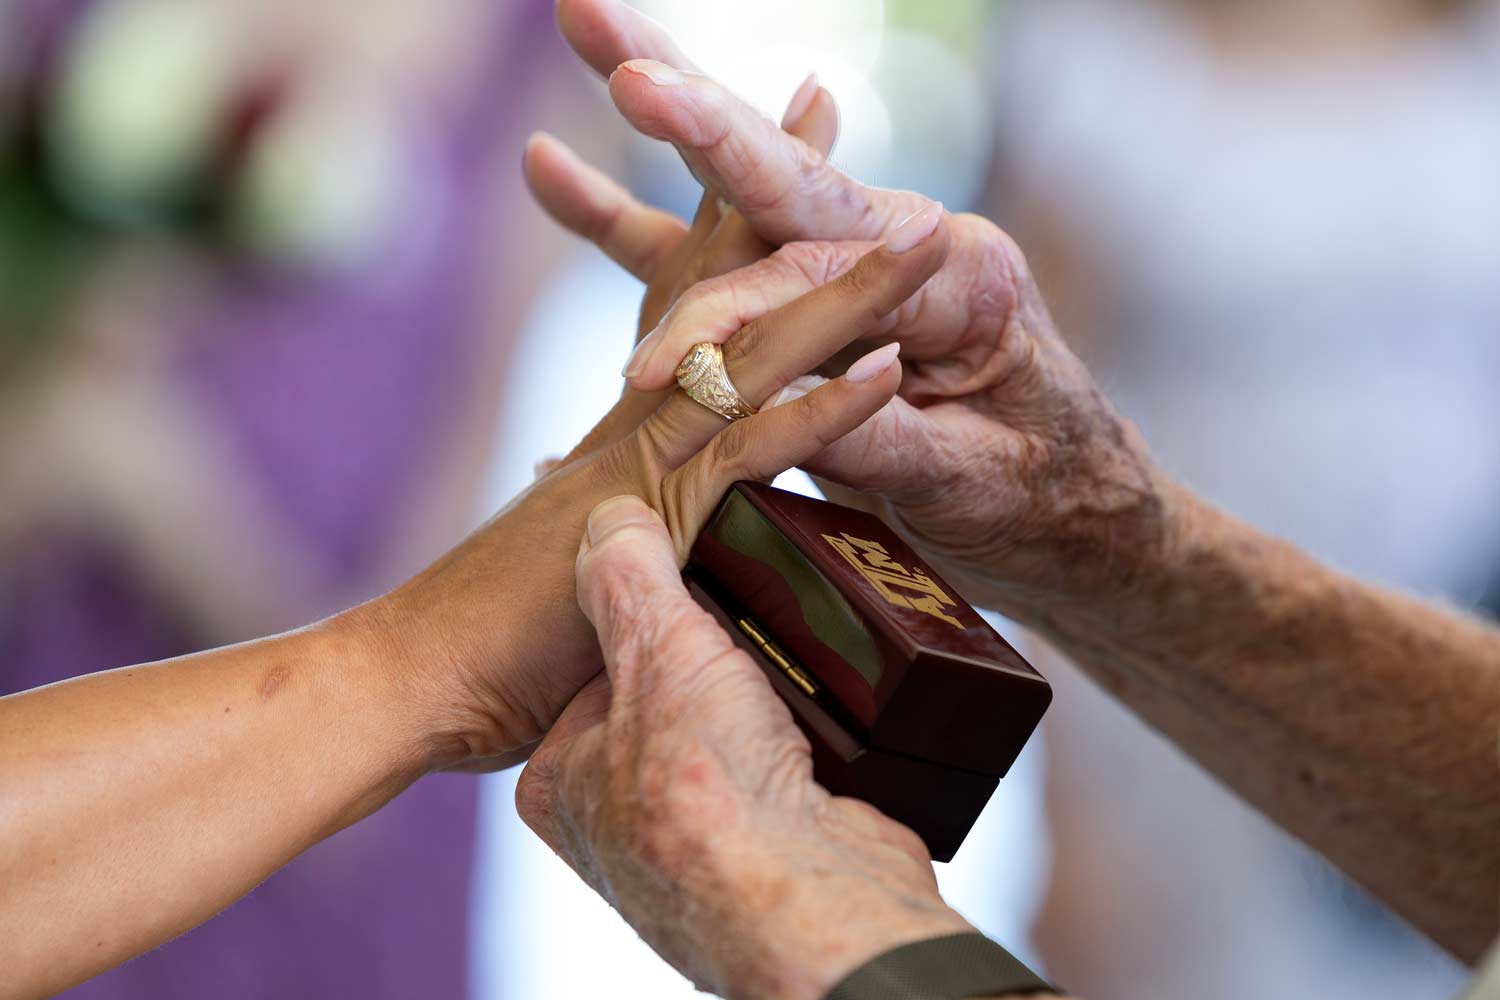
[955,212,1028,312]
[638,401,711,465]
[772,240,842,286]
[514,756,559,833]
[707,421,755,475]
[719,322,762,371]
[836,259,894,328]
[671,279,721,325]
[786,387,843,451]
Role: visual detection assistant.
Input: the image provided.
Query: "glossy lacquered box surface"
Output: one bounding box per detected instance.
[685,482,1051,861]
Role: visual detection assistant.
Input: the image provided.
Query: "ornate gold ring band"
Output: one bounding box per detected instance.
[675,342,757,421]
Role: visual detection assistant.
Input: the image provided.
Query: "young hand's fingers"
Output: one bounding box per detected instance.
[641,206,947,469]
[524,132,687,282]
[625,241,865,390]
[608,60,926,245]
[646,202,944,402]
[556,0,699,79]
[661,348,906,552]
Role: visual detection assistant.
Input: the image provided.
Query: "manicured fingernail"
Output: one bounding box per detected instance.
[845,343,901,384]
[771,375,826,407]
[587,495,657,543]
[781,72,819,128]
[621,59,683,87]
[623,323,663,379]
[884,201,943,253]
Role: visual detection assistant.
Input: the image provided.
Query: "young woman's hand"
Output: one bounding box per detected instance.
[365,214,949,772]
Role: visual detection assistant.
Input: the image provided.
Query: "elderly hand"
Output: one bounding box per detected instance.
[528,0,1176,630]
[516,496,973,1000]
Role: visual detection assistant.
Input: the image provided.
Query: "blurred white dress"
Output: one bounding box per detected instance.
[988,2,1500,998]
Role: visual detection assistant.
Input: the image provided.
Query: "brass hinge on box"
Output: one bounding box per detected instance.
[735,617,820,698]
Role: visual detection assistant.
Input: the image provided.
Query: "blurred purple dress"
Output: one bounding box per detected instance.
[0,2,554,997]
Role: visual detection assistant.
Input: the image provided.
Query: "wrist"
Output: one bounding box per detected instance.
[1015,473,1279,674]
[342,461,631,767]
[707,837,972,1000]
[327,592,507,772]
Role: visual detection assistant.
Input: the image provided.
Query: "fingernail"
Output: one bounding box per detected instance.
[770,375,826,407]
[781,72,819,128]
[845,343,901,384]
[621,59,684,87]
[587,496,658,543]
[884,201,943,254]
[623,323,663,379]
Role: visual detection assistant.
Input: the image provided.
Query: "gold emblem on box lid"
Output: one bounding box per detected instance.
[822,533,965,630]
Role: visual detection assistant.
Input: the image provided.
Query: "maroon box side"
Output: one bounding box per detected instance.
[691,483,1050,777]
[686,578,996,862]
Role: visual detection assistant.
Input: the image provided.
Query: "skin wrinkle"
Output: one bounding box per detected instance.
[1013,489,1500,960]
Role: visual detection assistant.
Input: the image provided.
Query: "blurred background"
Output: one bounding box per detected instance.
[1,0,1494,997]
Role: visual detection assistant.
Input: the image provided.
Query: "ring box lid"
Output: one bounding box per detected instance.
[687,482,1050,777]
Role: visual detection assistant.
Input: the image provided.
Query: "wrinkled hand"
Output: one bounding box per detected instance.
[516,497,972,1000]
[535,0,1175,622]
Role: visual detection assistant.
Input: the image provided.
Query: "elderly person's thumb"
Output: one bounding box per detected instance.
[575,495,684,647]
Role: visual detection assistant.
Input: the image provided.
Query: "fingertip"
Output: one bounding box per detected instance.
[780,72,819,129]
[556,0,624,76]
[615,58,685,87]
[521,131,547,179]
[577,495,682,624]
[609,62,716,147]
[521,131,570,188]
[884,201,945,254]
[845,343,902,387]
[796,87,841,158]
[585,494,663,546]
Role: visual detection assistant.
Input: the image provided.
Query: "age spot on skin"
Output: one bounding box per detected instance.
[259,665,292,701]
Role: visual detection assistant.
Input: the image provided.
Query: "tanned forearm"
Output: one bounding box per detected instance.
[0,615,440,1000]
[1023,479,1500,962]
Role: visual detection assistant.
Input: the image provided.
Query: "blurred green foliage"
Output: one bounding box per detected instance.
[885,0,1004,59]
[0,134,101,377]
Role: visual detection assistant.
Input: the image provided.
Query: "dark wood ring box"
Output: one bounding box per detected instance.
[685,482,1051,862]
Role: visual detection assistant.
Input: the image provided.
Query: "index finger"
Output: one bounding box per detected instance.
[556,0,699,78]
[609,60,924,244]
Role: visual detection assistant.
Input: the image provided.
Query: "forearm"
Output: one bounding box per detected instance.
[1025,479,1500,961]
[0,614,436,999]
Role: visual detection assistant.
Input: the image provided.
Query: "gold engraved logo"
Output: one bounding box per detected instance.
[822,533,965,630]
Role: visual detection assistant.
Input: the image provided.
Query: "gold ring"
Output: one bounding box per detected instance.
[675,342,757,421]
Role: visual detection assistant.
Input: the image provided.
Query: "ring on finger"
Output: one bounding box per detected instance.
[675,342,757,421]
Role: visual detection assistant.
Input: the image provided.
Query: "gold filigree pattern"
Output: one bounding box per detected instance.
[674,342,757,420]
